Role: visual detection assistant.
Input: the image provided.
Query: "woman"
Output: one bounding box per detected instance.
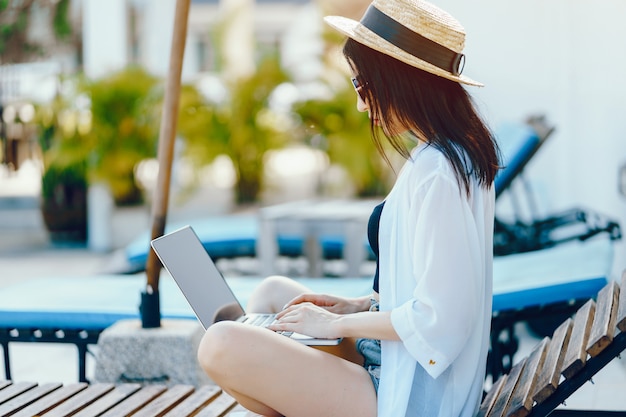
[197,0,500,416]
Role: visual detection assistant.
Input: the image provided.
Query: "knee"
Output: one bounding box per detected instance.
[256,275,293,297]
[197,321,243,381]
[247,275,294,313]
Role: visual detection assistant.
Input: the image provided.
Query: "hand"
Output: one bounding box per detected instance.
[268,302,342,339]
[283,293,369,315]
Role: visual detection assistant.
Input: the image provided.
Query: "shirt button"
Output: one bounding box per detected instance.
[429,359,436,365]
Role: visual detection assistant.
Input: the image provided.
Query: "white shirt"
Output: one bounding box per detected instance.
[377,143,494,417]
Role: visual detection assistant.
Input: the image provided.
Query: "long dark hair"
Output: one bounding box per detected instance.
[343,39,500,195]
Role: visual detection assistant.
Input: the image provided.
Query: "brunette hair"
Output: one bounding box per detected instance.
[343,39,500,194]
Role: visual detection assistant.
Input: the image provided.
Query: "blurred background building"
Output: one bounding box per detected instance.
[1,0,625,277]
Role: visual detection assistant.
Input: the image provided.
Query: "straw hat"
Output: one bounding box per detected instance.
[324,0,483,87]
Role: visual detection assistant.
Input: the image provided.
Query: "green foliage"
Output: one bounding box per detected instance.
[178,52,291,204]
[177,84,230,167]
[36,79,89,175]
[53,0,72,40]
[36,68,161,207]
[0,7,30,59]
[179,48,392,201]
[0,0,74,63]
[227,54,291,203]
[294,80,393,197]
[81,67,161,205]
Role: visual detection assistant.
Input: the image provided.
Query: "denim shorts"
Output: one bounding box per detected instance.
[356,298,381,393]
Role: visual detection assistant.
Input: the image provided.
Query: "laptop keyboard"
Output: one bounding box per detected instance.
[245,314,276,327]
[243,314,293,337]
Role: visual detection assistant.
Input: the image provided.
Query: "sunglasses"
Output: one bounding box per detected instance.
[351,76,367,102]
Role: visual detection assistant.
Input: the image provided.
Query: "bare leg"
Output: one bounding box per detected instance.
[245,275,312,314]
[197,321,376,417]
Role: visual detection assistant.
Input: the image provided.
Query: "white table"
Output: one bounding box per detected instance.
[257,199,380,277]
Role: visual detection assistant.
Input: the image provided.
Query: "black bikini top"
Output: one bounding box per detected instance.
[367,201,385,293]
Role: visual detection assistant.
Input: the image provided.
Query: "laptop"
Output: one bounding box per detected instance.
[150,225,341,346]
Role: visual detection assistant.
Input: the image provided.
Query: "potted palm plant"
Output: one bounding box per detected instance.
[36,67,161,245]
[37,88,90,244]
[40,158,88,243]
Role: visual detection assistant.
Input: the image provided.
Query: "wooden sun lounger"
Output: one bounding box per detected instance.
[477,272,626,417]
[0,381,255,417]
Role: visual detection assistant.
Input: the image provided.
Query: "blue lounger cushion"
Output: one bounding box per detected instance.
[494,122,541,198]
[125,216,260,269]
[124,216,375,271]
[492,237,613,311]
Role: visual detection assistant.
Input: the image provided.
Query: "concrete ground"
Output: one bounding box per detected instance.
[1,167,625,413]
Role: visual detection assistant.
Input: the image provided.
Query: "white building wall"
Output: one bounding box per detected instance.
[218,0,255,81]
[437,0,626,278]
[82,0,128,79]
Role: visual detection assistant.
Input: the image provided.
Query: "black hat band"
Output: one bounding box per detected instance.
[360,5,465,76]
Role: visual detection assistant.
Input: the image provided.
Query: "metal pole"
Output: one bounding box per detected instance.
[141,0,191,328]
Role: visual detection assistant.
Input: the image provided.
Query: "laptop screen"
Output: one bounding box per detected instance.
[150,226,246,329]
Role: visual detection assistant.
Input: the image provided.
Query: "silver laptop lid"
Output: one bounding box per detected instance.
[150,225,245,329]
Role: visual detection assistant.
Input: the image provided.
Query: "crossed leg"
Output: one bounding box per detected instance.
[197,275,376,417]
[197,321,376,417]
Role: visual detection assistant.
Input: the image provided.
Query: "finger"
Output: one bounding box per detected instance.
[276,312,298,323]
[275,304,296,319]
[268,317,298,332]
[275,305,302,320]
[267,322,288,332]
[278,301,316,318]
[283,293,319,309]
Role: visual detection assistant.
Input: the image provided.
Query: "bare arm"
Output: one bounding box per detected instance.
[336,310,400,341]
[270,299,400,341]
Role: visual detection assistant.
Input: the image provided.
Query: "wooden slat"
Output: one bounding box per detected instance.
[617,271,626,332]
[225,403,264,416]
[0,381,12,391]
[132,384,195,417]
[533,318,573,404]
[11,383,87,417]
[476,376,507,417]
[162,385,221,417]
[72,384,142,417]
[504,337,549,417]
[0,382,61,415]
[98,385,167,417]
[44,384,115,417]
[587,281,620,357]
[0,381,37,404]
[485,358,526,417]
[194,391,238,417]
[561,299,595,379]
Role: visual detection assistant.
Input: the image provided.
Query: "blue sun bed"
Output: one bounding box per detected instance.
[493,116,621,256]
[493,120,548,199]
[123,216,373,274]
[489,237,615,378]
[124,216,259,273]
